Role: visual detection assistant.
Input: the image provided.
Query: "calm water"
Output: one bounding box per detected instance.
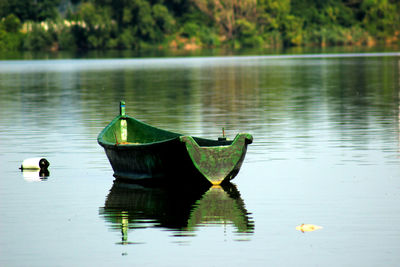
[0,52,399,266]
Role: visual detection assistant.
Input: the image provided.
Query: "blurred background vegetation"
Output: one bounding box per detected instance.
[0,0,399,51]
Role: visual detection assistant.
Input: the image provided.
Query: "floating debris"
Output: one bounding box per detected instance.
[296,224,323,233]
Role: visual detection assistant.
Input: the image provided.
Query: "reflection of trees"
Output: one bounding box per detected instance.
[1,56,398,145]
[99,181,254,244]
[324,57,400,148]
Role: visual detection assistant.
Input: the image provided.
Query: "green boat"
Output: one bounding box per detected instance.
[98,101,253,185]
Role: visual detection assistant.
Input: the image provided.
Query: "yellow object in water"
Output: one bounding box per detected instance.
[296,224,323,232]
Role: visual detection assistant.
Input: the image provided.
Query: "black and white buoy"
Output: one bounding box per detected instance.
[20,158,50,180]
[20,157,50,171]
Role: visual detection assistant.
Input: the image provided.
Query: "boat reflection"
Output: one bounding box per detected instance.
[186,185,254,233]
[99,180,254,244]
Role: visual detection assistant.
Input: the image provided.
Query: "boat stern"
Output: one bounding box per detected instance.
[180,133,252,185]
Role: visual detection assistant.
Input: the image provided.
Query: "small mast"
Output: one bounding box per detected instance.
[120,100,126,116]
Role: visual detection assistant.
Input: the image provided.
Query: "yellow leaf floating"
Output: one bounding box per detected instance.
[296,224,323,232]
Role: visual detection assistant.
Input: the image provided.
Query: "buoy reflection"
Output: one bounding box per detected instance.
[22,169,49,182]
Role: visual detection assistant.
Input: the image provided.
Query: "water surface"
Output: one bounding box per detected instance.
[0,52,399,266]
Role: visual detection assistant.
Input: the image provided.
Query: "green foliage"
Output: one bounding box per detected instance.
[0,0,399,51]
[180,21,220,47]
[361,0,399,38]
[291,0,356,27]
[0,14,23,51]
[191,0,258,41]
[260,30,282,47]
[23,23,56,50]
[72,2,116,49]
[0,0,61,22]
[257,0,290,31]
[118,27,137,49]
[0,17,23,51]
[281,15,304,46]
[93,0,176,47]
[2,14,21,32]
[236,19,263,48]
[182,22,199,38]
[58,27,76,50]
[152,4,175,34]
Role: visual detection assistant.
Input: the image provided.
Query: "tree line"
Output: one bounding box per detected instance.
[0,0,399,51]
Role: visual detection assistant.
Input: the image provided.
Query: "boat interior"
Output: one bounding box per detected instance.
[100,116,233,147]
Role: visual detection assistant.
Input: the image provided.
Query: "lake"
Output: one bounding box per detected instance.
[0,51,399,266]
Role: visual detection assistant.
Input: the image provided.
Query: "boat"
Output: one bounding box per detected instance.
[97,101,253,185]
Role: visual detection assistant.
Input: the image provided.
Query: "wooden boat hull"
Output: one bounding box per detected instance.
[98,103,252,185]
[102,136,202,182]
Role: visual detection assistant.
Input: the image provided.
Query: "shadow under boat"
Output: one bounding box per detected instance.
[99,178,254,244]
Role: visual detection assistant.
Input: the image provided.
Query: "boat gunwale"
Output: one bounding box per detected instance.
[97,115,184,148]
[97,115,237,149]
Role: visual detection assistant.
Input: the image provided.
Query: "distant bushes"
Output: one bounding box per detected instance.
[302,25,375,47]
[0,0,399,51]
[0,14,23,51]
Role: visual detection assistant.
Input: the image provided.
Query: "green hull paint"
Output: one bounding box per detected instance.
[98,103,252,185]
[180,134,252,184]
